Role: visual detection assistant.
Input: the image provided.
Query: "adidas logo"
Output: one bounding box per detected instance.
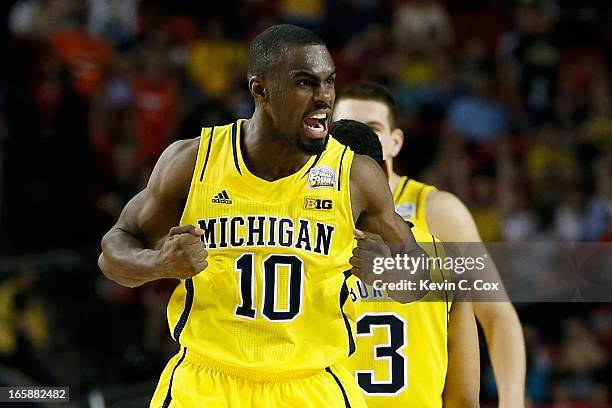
[212,190,232,204]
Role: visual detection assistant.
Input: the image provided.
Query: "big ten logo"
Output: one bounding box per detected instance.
[304,197,333,210]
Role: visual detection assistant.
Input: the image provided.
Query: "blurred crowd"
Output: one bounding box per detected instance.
[0,0,611,406]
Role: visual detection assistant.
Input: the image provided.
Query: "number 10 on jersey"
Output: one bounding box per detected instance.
[234,253,304,321]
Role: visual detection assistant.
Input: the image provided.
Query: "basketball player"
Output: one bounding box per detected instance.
[99,26,428,407]
[331,119,480,407]
[333,82,526,407]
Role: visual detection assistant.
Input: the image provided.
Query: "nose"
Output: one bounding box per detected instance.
[314,83,333,107]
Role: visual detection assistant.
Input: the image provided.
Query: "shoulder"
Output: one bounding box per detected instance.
[148,137,200,200]
[350,153,386,188]
[426,190,465,214]
[426,190,482,241]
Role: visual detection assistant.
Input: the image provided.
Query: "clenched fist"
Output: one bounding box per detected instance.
[156,225,208,280]
[350,228,428,303]
[350,228,392,286]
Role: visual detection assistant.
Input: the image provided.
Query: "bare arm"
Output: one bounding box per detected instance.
[98,138,207,287]
[443,301,480,407]
[349,154,428,303]
[427,191,526,408]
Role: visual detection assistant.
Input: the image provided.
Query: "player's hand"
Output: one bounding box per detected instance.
[351,228,428,303]
[350,228,392,286]
[155,225,208,280]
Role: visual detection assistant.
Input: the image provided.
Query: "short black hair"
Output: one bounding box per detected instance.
[248,24,325,78]
[338,82,398,128]
[330,119,384,168]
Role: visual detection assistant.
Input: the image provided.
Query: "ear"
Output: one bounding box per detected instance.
[388,128,404,158]
[249,75,267,103]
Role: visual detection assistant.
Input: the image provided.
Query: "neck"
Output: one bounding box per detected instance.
[242,112,312,181]
[386,159,402,193]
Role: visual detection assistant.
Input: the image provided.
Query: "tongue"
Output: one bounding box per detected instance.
[304,118,320,127]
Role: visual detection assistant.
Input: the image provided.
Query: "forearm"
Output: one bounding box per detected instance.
[443,302,480,408]
[476,303,526,407]
[387,245,430,303]
[99,228,162,288]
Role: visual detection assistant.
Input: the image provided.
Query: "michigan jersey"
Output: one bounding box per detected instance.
[343,176,450,408]
[167,120,357,376]
[393,177,437,229]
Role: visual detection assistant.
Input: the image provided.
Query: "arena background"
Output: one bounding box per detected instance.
[0,0,610,406]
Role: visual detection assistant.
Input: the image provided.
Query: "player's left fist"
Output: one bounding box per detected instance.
[350,228,392,286]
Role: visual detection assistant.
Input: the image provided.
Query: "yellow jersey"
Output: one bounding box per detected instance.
[392,176,437,229]
[343,177,451,408]
[167,120,357,377]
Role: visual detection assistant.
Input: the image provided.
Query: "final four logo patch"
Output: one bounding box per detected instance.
[307,166,336,189]
[395,202,416,219]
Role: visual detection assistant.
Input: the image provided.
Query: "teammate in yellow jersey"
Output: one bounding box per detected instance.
[333,82,527,407]
[331,119,480,407]
[98,25,430,408]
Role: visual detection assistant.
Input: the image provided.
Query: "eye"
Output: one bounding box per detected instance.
[297,79,312,87]
[326,77,336,85]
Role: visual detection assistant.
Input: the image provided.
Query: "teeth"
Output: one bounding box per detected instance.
[305,123,324,131]
[310,113,327,119]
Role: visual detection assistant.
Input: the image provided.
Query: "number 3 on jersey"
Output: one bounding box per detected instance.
[355,312,408,395]
[234,253,304,321]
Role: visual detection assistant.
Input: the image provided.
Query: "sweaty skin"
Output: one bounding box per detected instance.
[334,95,526,407]
[99,45,426,301]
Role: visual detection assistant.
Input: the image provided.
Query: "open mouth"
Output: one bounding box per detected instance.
[303,111,328,139]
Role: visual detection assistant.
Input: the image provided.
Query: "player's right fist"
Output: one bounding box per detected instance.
[155,225,208,280]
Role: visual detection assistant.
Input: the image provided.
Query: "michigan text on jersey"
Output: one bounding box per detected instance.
[197,216,335,255]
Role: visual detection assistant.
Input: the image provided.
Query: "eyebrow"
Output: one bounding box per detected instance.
[365,120,385,128]
[289,69,336,79]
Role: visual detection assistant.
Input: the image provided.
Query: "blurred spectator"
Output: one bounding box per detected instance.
[131,44,178,168]
[0,270,49,379]
[50,4,112,97]
[524,325,552,404]
[8,0,77,40]
[497,0,560,122]
[525,123,575,183]
[591,305,612,350]
[187,22,247,98]
[87,0,140,47]
[582,67,612,151]
[8,0,44,38]
[447,62,508,143]
[338,24,395,87]
[90,52,133,147]
[553,188,584,242]
[391,0,452,53]
[278,0,324,30]
[559,318,608,371]
[469,174,502,242]
[393,51,451,112]
[502,196,537,242]
[556,318,608,401]
[582,157,612,241]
